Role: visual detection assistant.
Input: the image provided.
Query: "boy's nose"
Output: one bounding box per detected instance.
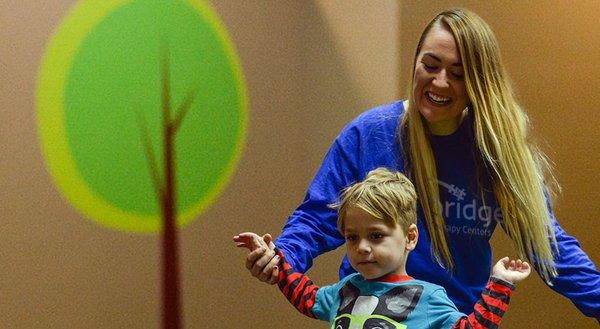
[357,239,371,253]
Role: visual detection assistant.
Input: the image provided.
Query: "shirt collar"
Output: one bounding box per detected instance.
[368,273,414,283]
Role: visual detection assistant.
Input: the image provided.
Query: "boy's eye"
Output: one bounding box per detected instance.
[369,232,384,240]
[345,235,357,242]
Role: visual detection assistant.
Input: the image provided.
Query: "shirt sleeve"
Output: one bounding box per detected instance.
[275,249,320,318]
[496,194,600,320]
[543,204,600,320]
[451,278,514,329]
[275,248,343,322]
[273,123,362,273]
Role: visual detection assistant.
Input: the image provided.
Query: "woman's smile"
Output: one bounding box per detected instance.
[425,91,452,106]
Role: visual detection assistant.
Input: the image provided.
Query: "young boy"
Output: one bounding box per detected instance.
[235,167,530,328]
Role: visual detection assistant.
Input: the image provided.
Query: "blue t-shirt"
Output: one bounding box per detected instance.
[275,100,600,318]
[313,273,463,329]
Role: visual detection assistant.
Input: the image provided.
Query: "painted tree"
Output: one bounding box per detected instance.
[135,47,194,328]
[36,1,246,328]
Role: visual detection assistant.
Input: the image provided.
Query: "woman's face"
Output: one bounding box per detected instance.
[413,24,469,135]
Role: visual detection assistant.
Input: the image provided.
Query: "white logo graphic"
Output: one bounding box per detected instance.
[435,179,502,237]
[437,180,466,201]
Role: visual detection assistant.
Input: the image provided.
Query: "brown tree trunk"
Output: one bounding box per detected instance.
[161,112,181,328]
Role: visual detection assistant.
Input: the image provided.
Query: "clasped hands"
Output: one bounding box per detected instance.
[234,232,280,284]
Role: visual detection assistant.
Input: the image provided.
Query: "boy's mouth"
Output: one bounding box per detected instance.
[357,260,377,265]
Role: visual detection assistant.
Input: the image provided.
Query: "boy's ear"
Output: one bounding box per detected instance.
[405,224,418,251]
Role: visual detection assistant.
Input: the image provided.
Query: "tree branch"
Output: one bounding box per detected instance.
[161,44,171,127]
[171,89,196,132]
[136,109,165,199]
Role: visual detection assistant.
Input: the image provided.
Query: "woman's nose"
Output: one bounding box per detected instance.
[432,70,449,88]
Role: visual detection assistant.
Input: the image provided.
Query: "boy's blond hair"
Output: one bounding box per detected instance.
[333,167,417,233]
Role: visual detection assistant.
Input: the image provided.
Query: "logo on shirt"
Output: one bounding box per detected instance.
[436,179,501,237]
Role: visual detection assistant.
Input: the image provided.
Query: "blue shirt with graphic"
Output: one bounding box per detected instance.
[274,100,600,319]
[313,273,464,329]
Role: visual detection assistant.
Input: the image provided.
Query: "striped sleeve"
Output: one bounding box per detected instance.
[452,277,514,329]
[275,248,319,318]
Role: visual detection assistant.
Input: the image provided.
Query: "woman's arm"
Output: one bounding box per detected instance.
[496,194,599,320]
[544,209,600,320]
[274,135,360,273]
[274,103,406,274]
[246,103,404,281]
[236,127,361,283]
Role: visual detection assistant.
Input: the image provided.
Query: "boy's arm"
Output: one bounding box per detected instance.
[451,257,528,328]
[274,248,319,319]
[234,232,321,318]
[451,277,514,329]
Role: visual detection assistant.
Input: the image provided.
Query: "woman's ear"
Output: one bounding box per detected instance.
[406,224,418,251]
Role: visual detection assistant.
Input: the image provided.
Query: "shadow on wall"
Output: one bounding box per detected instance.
[298,2,381,169]
[192,2,391,329]
[214,0,374,190]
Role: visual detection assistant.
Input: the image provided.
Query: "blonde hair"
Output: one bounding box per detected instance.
[332,168,417,234]
[400,8,559,282]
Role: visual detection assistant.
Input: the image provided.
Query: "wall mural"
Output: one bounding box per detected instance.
[36,0,246,327]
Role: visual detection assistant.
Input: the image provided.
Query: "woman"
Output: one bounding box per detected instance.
[244,8,599,319]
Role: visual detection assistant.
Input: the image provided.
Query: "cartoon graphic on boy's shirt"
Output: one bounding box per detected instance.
[271,246,516,329]
[333,281,423,329]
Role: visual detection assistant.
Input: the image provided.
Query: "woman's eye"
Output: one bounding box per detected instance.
[423,63,436,71]
[451,71,464,79]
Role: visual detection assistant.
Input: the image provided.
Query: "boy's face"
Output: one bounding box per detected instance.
[343,207,417,280]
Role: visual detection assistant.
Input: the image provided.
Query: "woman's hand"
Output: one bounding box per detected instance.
[233,232,280,285]
[491,257,531,284]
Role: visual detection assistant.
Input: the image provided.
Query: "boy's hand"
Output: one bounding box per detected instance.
[491,257,531,284]
[233,232,279,285]
[234,232,267,251]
